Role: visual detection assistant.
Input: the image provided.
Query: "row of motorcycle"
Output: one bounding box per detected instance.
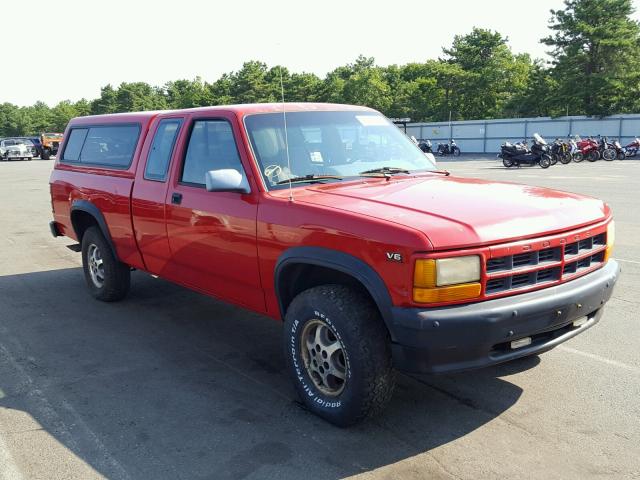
[499,134,640,169]
[418,139,461,156]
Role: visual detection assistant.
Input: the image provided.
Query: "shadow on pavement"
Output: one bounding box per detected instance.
[0,268,532,479]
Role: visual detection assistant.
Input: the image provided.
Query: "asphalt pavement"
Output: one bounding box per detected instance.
[0,157,638,479]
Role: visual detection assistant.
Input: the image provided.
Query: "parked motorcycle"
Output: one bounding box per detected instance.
[437,139,460,156]
[623,138,640,157]
[551,139,572,165]
[576,137,600,162]
[569,138,583,162]
[418,139,433,153]
[597,136,617,161]
[498,133,552,169]
[610,139,626,160]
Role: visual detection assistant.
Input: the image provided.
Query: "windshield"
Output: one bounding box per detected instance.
[244,111,436,188]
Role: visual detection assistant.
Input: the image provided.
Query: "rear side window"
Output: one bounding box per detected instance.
[62,129,88,161]
[181,120,245,186]
[62,124,140,168]
[144,119,182,181]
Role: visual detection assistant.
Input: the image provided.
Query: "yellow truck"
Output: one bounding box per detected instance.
[40,133,64,159]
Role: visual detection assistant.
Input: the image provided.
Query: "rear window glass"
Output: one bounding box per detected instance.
[62,125,140,168]
[62,129,88,161]
[144,119,182,181]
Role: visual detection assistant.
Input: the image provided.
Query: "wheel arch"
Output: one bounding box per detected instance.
[70,200,119,261]
[274,247,395,337]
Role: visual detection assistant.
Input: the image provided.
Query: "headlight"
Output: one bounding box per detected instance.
[413,255,481,303]
[604,220,615,262]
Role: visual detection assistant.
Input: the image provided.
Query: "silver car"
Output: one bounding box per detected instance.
[0,138,35,161]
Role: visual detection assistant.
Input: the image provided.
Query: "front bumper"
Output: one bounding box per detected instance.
[389,260,620,374]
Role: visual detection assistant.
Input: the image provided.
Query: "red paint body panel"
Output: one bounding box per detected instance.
[49,103,613,320]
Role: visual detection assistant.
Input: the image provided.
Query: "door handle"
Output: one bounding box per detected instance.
[171,192,182,205]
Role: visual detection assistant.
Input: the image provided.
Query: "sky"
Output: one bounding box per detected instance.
[2,0,640,107]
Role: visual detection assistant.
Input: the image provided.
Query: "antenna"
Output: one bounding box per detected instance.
[278,65,293,202]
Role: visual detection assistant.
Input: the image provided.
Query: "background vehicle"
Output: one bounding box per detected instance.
[576,137,600,162]
[551,139,572,164]
[597,136,616,161]
[21,136,43,158]
[40,132,64,159]
[437,139,460,156]
[499,133,551,168]
[570,138,583,162]
[0,138,34,161]
[610,139,626,160]
[623,138,640,157]
[418,139,432,153]
[49,104,618,426]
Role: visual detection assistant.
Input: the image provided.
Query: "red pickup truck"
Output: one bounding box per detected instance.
[49,103,619,426]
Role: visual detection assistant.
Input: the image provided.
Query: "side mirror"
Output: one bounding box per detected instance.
[205,169,250,194]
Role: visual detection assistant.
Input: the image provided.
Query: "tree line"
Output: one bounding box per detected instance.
[1,0,638,137]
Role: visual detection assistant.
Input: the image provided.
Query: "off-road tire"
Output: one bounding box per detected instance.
[41,148,51,160]
[283,285,395,427]
[81,226,130,302]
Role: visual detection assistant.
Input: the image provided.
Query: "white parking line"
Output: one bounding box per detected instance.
[558,345,640,374]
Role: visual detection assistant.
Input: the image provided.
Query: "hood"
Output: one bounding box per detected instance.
[295,175,608,250]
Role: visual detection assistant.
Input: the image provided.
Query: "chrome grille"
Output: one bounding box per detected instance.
[485,231,606,295]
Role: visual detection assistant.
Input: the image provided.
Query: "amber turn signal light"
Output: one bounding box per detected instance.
[413,283,482,303]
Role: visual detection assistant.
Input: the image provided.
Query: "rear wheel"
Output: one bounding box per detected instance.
[502,157,514,168]
[573,152,584,162]
[560,154,572,164]
[587,150,599,162]
[550,154,559,165]
[283,285,395,427]
[617,151,625,160]
[81,226,130,302]
[452,147,460,157]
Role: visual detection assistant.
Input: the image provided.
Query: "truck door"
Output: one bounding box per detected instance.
[164,114,264,313]
[131,117,184,274]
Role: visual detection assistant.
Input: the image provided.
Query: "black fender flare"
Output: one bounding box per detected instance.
[274,247,395,335]
[70,200,119,261]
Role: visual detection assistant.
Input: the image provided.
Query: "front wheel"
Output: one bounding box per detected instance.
[81,226,131,302]
[540,155,551,168]
[283,285,395,427]
[602,148,616,161]
[452,147,460,157]
[573,152,584,162]
[587,150,599,162]
[41,148,51,160]
[616,151,625,160]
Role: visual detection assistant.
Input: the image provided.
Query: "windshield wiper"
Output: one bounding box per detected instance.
[276,174,343,185]
[359,166,410,176]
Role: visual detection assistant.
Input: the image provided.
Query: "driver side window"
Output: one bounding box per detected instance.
[180,120,246,186]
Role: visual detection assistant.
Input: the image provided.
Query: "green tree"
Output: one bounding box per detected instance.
[91,85,119,115]
[165,78,213,108]
[442,28,532,119]
[543,0,640,116]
